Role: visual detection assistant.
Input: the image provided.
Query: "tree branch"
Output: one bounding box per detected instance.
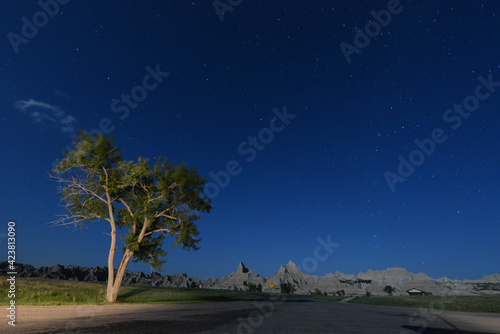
[50,213,98,227]
[148,194,163,203]
[153,206,177,219]
[119,198,134,217]
[156,213,181,221]
[143,228,180,237]
[102,166,109,189]
[50,174,107,204]
[137,217,150,243]
[119,198,136,235]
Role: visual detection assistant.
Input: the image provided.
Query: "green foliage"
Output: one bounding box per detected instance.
[336,289,346,296]
[51,131,212,271]
[358,279,372,284]
[280,281,296,294]
[383,285,396,295]
[248,283,262,292]
[311,288,323,296]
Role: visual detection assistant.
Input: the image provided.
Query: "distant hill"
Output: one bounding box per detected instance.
[2,261,499,296]
[203,261,500,296]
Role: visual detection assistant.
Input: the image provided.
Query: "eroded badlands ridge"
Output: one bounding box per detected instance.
[2,261,499,296]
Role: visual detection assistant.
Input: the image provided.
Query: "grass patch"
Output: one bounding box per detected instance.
[0,276,270,305]
[350,295,500,313]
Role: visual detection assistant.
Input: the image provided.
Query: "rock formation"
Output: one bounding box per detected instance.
[0,262,201,288]
[1,261,499,296]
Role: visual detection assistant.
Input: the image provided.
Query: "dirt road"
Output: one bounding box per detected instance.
[3,298,500,333]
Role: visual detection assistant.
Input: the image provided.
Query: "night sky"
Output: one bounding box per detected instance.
[1,1,499,280]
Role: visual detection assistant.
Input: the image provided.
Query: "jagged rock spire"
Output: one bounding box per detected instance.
[284,260,302,274]
[236,262,249,274]
[275,260,304,277]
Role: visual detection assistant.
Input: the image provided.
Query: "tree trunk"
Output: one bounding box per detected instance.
[106,224,117,302]
[107,248,134,303]
[105,187,118,303]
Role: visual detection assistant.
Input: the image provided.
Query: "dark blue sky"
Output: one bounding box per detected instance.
[1,1,499,280]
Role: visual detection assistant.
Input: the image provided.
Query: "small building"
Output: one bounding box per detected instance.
[406,288,426,296]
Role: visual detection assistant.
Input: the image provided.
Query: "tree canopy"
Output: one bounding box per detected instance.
[51,131,211,302]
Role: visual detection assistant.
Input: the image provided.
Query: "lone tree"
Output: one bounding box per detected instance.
[280,281,296,294]
[383,285,396,295]
[51,131,211,303]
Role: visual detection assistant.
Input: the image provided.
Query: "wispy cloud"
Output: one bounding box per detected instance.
[15,98,77,134]
[52,89,72,100]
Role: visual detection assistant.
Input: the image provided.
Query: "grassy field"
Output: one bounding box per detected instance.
[350,295,500,313]
[0,276,271,305]
[4,276,498,312]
